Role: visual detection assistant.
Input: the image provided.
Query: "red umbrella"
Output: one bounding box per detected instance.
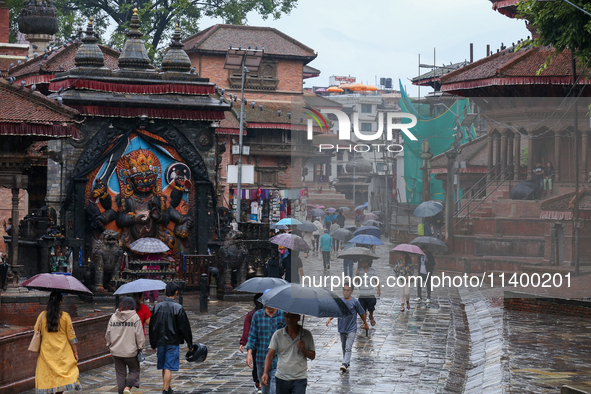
[391,244,425,256]
[20,273,93,295]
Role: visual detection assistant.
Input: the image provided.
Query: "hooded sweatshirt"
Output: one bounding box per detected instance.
[266,256,283,278]
[105,309,145,358]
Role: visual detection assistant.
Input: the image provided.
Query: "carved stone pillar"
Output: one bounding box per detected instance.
[514,134,521,180]
[582,130,588,183]
[554,132,561,181]
[10,188,19,268]
[487,133,494,181]
[501,131,508,175]
[494,134,501,175]
[527,137,534,180]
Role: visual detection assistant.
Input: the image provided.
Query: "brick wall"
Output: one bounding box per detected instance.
[0,313,112,394]
[0,2,8,44]
[0,298,77,327]
[504,291,591,318]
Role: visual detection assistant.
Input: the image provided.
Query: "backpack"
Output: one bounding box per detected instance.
[417,223,425,236]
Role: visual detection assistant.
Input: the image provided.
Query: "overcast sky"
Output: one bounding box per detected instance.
[199,0,527,97]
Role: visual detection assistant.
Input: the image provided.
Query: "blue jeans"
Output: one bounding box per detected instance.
[276,377,307,393]
[343,260,354,277]
[340,331,356,366]
[257,362,276,394]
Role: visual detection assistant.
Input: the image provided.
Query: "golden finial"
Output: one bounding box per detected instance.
[89,16,94,25]
[133,7,138,14]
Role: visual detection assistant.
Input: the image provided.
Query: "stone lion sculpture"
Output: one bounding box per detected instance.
[217,230,249,291]
[91,230,124,292]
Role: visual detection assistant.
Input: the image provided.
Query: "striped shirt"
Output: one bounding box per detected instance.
[246,309,285,367]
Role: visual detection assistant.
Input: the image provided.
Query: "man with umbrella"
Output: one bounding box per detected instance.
[262,312,315,393]
[246,297,285,394]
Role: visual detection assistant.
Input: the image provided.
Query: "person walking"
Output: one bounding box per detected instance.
[149,282,193,394]
[312,218,323,255]
[284,250,304,284]
[415,249,436,303]
[336,211,346,228]
[132,292,151,335]
[265,251,283,279]
[393,253,415,312]
[356,258,380,326]
[262,313,315,393]
[325,284,369,372]
[320,229,333,271]
[246,304,285,394]
[240,294,264,393]
[34,291,82,394]
[324,213,333,232]
[341,241,355,278]
[105,296,145,394]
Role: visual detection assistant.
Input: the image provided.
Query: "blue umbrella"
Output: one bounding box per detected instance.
[276,218,302,226]
[354,205,366,211]
[354,226,382,237]
[414,200,444,218]
[349,234,383,246]
[270,223,289,230]
[114,278,167,295]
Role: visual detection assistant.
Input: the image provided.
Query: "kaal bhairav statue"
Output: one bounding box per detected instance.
[87,149,193,254]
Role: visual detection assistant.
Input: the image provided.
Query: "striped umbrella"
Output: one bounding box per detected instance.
[129,237,170,253]
[269,233,310,251]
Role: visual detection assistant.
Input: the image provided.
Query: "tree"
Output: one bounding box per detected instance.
[8,0,298,63]
[517,0,591,65]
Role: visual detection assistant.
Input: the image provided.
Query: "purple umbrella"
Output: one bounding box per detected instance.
[315,88,327,93]
[325,208,337,213]
[391,244,425,256]
[20,273,93,295]
[270,233,311,251]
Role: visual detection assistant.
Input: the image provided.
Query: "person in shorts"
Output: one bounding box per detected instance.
[149,282,193,394]
[356,258,380,326]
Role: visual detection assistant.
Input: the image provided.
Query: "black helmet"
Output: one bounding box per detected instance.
[185,343,208,363]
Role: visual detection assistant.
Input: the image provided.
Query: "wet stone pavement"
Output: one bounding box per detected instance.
[18,241,591,393]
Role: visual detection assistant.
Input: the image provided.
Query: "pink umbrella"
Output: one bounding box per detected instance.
[391,244,425,256]
[315,205,325,209]
[270,233,311,252]
[20,273,94,295]
[362,213,379,221]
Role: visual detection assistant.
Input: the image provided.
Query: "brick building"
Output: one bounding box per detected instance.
[183,25,323,221]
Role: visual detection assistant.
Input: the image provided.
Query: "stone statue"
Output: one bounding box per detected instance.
[217,230,249,291]
[88,149,193,254]
[91,229,124,292]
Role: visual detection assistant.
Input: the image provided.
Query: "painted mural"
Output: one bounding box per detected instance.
[85,131,193,255]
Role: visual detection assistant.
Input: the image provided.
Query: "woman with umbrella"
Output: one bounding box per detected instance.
[33,291,82,393]
[392,252,415,312]
[415,247,436,303]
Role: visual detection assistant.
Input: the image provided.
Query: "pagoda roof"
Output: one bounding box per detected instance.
[439,45,591,97]
[491,0,519,19]
[0,78,79,138]
[183,24,317,63]
[411,61,468,87]
[7,43,120,87]
[540,188,591,220]
[303,65,320,80]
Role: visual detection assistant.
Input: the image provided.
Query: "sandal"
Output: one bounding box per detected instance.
[400,307,405,312]
[370,318,376,326]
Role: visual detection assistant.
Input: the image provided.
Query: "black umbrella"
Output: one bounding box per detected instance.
[510,180,536,200]
[410,236,448,253]
[235,277,289,293]
[258,284,352,318]
[330,228,353,242]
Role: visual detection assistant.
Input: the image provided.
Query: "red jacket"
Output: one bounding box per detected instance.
[240,308,258,346]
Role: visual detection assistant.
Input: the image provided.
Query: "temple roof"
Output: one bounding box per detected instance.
[439,45,591,97]
[7,42,120,87]
[183,24,317,63]
[411,61,468,87]
[430,135,488,174]
[540,188,591,220]
[0,78,79,138]
[490,0,520,19]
